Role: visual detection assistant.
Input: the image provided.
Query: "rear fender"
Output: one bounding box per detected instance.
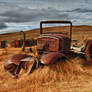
[40,52,63,65]
[85,41,92,62]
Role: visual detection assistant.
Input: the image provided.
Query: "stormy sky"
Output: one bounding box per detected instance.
[0,0,92,34]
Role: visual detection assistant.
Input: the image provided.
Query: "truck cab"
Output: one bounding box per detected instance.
[37,21,72,53]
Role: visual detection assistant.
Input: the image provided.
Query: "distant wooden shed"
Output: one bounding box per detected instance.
[0,40,6,48]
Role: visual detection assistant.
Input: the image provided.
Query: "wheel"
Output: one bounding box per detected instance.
[85,42,92,62]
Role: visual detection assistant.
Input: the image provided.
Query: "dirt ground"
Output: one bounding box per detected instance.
[0,26,92,92]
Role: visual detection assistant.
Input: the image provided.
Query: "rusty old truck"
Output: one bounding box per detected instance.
[4,20,92,78]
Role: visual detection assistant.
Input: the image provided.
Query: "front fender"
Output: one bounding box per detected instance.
[40,52,63,65]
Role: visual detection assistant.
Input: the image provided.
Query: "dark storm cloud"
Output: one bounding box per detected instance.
[0,7,70,23]
[0,22,7,29]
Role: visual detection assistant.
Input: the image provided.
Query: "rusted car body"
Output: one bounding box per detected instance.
[37,21,92,64]
[4,54,36,78]
[37,21,72,64]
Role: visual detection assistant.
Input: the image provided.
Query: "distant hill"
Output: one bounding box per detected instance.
[0,25,92,43]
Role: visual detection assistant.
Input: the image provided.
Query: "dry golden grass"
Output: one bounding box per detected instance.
[0,26,92,92]
[0,50,91,92]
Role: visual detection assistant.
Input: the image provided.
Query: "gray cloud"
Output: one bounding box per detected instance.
[0,0,91,31]
[0,7,70,23]
[67,8,92,13]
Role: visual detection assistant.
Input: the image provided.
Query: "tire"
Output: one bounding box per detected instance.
[85,42,92,62]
